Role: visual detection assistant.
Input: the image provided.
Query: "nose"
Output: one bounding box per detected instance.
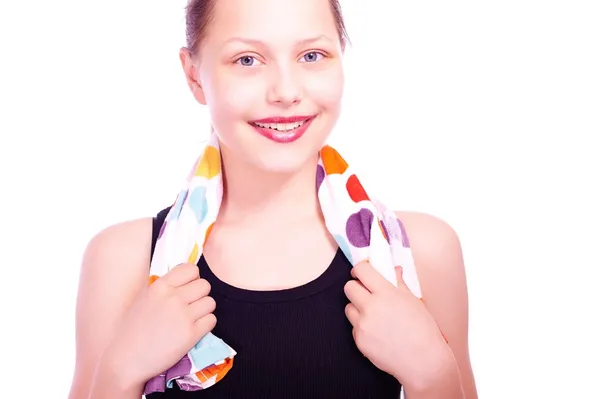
[266,65,302,107]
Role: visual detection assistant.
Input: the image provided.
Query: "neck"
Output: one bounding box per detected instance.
[217,148,322,225]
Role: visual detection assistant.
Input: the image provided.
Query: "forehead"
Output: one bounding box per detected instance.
[207,0,338,46]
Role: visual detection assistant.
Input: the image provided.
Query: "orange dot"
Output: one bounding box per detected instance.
[215,358,234,383]
[148,275,159,286]
[346,174,369,203]
[195,357,234,383]
[320,145,348,175]
[204,222,214,243]
[194,146,221,179]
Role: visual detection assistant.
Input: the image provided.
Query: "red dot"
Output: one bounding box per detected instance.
[346,174,369,203]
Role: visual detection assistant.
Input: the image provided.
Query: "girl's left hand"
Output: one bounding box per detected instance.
[344,261,453,390]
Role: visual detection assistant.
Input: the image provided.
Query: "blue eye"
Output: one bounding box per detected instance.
[300,51,324,63]
[236,56,262,67]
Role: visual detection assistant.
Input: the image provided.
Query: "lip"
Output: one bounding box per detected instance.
[250,115,315,124]
[249,115,317,144]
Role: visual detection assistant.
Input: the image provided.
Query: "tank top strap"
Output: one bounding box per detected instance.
[150,206,172,262]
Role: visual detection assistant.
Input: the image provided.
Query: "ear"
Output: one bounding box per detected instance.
[179,47,207,105]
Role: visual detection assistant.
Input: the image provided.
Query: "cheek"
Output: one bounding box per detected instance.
[304,66,344,112]
[205,69,263,122]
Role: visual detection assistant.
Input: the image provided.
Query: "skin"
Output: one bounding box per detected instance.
[190,0,344,175]
[67,0,478,398]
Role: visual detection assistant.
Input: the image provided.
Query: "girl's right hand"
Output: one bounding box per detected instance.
[102,263,217,387]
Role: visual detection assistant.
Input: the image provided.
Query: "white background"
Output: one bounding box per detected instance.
[1,0,599,398]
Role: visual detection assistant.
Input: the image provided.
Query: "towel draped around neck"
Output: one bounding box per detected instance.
[144,133,422,394]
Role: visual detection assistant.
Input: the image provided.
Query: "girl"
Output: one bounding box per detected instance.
[68,0,478,398]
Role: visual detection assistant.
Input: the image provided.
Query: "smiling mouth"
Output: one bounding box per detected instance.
[248,115,317,144]
[251,120,309,132]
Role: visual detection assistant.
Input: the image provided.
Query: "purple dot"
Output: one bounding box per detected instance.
[144,374,166,395]
[165,355,193,384]
[158,221,167,240]
[177,379,204,391]
[144,355,193,395]
[346,209,374,248]
[397,218,410,247]
[316,164,325,192]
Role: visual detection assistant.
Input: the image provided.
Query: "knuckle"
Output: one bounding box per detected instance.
[206,313,217,326]
[355,261,368,272]
[172,262,188,271]
[344,304,354,319]
[183,263,199,278]
[199,279,211,294]
[355,336,367,351]
[174,263,198,277]
[343,280,355,294]
[206,296,217,310]
[355,317,365,330]
[363,302,377,317]
[356,317,371,333]
[196,313,217,334]
[189,264,201,276]
[352,328,364,345]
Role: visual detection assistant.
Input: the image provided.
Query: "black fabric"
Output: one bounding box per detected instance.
[146,206,401,399]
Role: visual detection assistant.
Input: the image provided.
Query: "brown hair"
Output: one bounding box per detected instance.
[184,0,350,56]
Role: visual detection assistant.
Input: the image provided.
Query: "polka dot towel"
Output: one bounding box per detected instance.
[144,133,422,394]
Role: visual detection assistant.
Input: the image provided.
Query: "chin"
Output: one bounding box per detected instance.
[251,148,319,175]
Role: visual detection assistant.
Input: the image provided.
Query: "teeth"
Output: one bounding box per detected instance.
[254,121,305,131]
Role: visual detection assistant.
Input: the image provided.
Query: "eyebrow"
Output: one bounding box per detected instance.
[223,34,334,47]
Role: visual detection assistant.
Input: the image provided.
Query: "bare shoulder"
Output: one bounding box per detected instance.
[395,211,478,398]
[69,217,154,399]
[394,210,466,323]
[78,217,154,303]
[394,211,464,271]
[81,217,154,277]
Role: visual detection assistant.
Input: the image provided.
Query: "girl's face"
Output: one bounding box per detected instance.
[183,0,345,173]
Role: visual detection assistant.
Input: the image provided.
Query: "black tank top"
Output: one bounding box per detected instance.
[146,206,401,399]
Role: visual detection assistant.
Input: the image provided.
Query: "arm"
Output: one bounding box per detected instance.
[397,211,478,399]
[68,218,153,399]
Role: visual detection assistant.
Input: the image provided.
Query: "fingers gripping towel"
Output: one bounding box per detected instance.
[144,133,423,394]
